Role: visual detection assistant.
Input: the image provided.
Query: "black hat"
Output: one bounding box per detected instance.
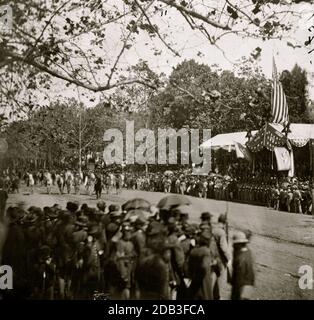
[32,207,44,217]
[97,201,106,211]
[67,202,79,213]
[46,207,58,219]
[201,212,213,221]
[81,203,89,211]
[218,213,227,224]
[28,206,37,212]
[7,207,24,223]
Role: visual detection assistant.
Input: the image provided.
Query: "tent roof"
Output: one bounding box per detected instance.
[270,123,314,140]
[201,130,258,150]
[201,123,314,150]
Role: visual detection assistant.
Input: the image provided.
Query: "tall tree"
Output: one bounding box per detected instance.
[280,64,310,123]
[149,59,269,134]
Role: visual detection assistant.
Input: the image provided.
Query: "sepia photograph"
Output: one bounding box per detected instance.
[0,0,313,303]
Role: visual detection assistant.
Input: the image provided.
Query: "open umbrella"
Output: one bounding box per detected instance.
[123,209,150,223]
[157,194,191,210]
[172,204,200,216]
[164,170,174,176]
[122,198,151,212]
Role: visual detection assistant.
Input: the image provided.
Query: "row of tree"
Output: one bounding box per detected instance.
[1,59,311,170]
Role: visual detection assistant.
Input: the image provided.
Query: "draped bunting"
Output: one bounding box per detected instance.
[246,123,287,152]
[290,138,310,148]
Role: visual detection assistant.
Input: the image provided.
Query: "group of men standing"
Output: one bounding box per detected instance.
[0,195,255,300]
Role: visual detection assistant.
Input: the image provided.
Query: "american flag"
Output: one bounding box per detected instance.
[271,57,289,124]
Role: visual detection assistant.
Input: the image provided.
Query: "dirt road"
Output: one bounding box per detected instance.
[7,185,314,300]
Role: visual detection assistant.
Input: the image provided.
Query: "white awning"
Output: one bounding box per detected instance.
[201,130,258,151]
[270,123,314,140]
[201,123,314,151]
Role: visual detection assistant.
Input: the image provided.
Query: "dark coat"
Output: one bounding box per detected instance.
[188,246,213,300]
[2,223,27,285]
[136,253,169,300]
[231,248,255,300]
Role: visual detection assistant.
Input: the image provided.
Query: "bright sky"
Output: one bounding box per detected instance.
[49,1,314,106]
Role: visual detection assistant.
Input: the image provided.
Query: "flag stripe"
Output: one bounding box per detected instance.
[271,58,289,124]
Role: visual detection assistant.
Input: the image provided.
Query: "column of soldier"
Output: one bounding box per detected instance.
[3,168,311,214]
[20,169,314,214]
[0,198,254,300]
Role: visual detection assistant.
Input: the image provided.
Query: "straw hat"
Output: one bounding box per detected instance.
[232,231,248,244]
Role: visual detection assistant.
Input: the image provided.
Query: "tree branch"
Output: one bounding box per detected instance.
[199,25,215,44]
[170,80,203,104]
[225,0,259,26]
[82,138,96,150]
[106,2,154,87]
[180,11,196,30]
[134,0,180,57]
[158,0,231,30]
[25,0,71,59]
[70,43,107,100]
[53,11,132,46]
[5,50,158,92]
[214,43,236,64]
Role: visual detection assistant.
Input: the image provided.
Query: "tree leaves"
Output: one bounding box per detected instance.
[251,47,262,60]
[139,23,157,36]
[227,6,239,20]
[252,5,261,14]
[149,59,272,133]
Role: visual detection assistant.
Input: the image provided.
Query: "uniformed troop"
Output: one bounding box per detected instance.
[2,168,312,215]
[0,195,255,300]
